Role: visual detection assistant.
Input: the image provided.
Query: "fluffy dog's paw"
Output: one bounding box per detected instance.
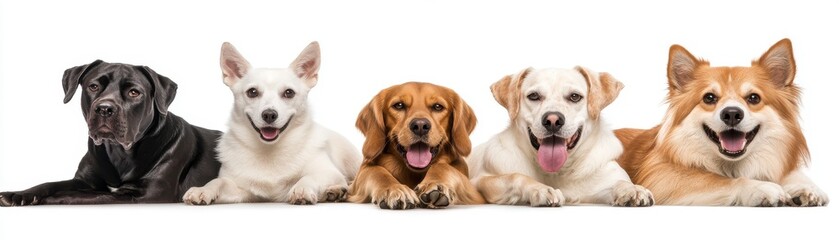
[372,185,419,210]
[785,184,829,207]
[611,183,654,207]
[0,191,41,207]
[183,187,217,205]
[415,183,456,209]
[289,187,318,205]
[739,180,789,207]
[322,185,349,202]
[526,186,564,207]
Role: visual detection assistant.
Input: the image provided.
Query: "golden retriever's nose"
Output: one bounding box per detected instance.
[542,112,565,133]
[410,118,431,136]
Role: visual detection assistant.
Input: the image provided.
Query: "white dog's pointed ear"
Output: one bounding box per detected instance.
[491,67,531,120]
[667,44,707,92]
[576,66,624,120]
[220,42,252,87]
[290,41,321,88]
[756,38,796,87]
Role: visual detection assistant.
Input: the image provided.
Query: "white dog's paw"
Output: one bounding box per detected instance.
[784,184,829,207]
[183,187,217,205]
[372,184,419,210]
[321,184,349,203]
[739,180,790,207]
[289,186,318,205]
[527,186,564,207]
[612,183,654,207]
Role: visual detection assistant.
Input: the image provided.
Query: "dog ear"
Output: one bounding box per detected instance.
[756,38,796,88]
[491,67,531,120]
[667,44,708,92]
[290,41,321,88]
[450,92,477,158]
[356,92,387,161]
[576,66,624,120]
[220,42,252,87]
[138,66,178,117]
[62,59,104,103]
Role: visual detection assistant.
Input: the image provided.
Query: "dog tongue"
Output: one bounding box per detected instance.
[537,136,568,173]
[719,130,746,152]
[260,128,279,140]
[406,143,432,168]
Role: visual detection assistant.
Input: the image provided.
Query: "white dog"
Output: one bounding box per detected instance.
[183,42,361,205]
[468,67,653,207]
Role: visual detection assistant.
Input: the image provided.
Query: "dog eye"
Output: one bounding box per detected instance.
[127,89,141,98]
[702,93,717,104]
[88,84,99,92]
[283,89,296,98]
[431,103,444,111]
[747,93,761,105]
[527,92,541,101]
[392,102,405,110]
[246,88,259,98]
[568,93,583,103]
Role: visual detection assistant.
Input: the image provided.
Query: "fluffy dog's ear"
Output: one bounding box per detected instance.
[220,42,252,87]
[491,67,531,120]
[62,59,104,103]
[667,44,708,92]
[356,93,387,161]
[576,66,624,120]
[290,41,321,88]
[756,38,796,87]
[138,66,178,117]
[450,93,477,158]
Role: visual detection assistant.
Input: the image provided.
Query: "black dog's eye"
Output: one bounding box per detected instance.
[568,93,583,103]
[527,92,541,101]
[283,89,296,98]
[88,84,100,92]
[392,102,405,110]
[747,93,761,105]
[246,88,259,98]
[432,103,444,111]
[703,93,717,104]
[128,89,141,98]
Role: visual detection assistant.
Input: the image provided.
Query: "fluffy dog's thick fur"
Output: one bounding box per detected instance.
[616,39,828,206]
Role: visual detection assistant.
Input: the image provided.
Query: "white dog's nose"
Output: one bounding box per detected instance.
[542,112,564,133]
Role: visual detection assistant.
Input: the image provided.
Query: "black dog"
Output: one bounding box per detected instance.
[0,60,221,206]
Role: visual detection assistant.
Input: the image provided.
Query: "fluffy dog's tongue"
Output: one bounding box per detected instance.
[406,143,432,168]
[260,127,279,140]
[719,130,746,152]
[537,136,567,173]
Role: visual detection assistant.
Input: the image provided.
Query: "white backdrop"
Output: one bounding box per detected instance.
[1,0,836,239]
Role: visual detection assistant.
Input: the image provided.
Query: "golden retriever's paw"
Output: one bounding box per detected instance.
[785,184,829,207]
[739,180,789,207]
[611,183,654,207]
[289,186,318,205]
[372,184,419,210]
[415,183,455,209]
[321,184,349,202]
[183,187,217,205]
[527,186,564,207]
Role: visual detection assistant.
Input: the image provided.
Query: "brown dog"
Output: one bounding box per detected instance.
[348,82,485,209]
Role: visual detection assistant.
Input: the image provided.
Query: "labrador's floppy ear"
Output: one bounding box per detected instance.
[491,67,531,120]
[290,41,321,88]
[220,42,252,87]
[138,66,178,117]
[62,59,104,103]
[449,91,477,158]
[756,38,796,88]
[356,90,387,161]
[576,66,624,120]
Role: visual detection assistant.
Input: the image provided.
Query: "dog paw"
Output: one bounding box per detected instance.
[372,185,419,210]
[183,187,217,205]
[739,180,789,207]
[611,183,654,207]
[785,184,829,207]
[415,183,455,209]
[289,187,318,205]
[526,186,564,207]
[321,185,348,202]
[0,191,41,207]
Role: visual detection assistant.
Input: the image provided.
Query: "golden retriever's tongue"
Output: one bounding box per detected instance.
[720,131,746,152]
[406,143,432,168]
[537,136,567,173]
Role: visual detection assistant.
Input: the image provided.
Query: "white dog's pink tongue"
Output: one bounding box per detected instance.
[720,131,746,152]
[260,128,279,140]
[406,143,432,168]
[537,137,568,173]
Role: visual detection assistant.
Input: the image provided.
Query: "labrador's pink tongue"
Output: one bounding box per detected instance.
[406,143,432,168]
[537,137,567,173]
[720,131,746,152]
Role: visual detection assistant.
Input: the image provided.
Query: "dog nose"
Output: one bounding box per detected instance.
[542,112,565,133]
[262,109,278,123]
[410,118,431,136]
[720,107,744,126]
[95,103,116,117]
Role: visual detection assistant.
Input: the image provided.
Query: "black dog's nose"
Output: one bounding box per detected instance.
[542,111,565,133]
[410,118,431,136]
[720,107,744,126]
[262,109,278,123]
[95,103,115,117]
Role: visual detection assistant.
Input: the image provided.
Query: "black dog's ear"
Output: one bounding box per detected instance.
[138,66,178,116]
[62,59,104,103]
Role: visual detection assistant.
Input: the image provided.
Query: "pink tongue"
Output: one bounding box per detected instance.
[537,137,568,173]
[260,128,279,140]
[720,135,746,152]
[406,143,432,168]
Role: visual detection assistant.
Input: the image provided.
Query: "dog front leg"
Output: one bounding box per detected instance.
[642,162,789,206]
[288,157,348,204]
[415,162,485,208]
[183,177,252,205]
[570,162,653,207]
[781,169,829,206]
[348,165,419,210]
[0,179,92,206]
[475,173,563,207]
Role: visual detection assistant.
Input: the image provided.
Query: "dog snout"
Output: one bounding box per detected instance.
[542,112,565,133]
[720,107,744,126]
[262,109,278,124]
[410,118,431,136]
[95,103,116,117]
